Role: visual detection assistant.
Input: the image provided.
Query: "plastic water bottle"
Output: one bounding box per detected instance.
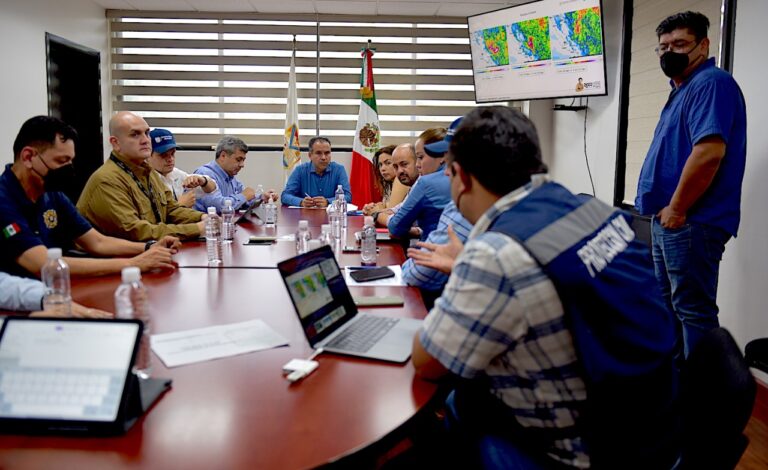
[361,215,377,265]
[295,220,312,254]
[264,199,277,227]
[205,206,223,266]
[41,247,71,317]
[221,198,235,242]
[115,267,151,379]
[255,184,264,203]
[319,224,332,246]
[328,201,342,242]
[335,184,348,229]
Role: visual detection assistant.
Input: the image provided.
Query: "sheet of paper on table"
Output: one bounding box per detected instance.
[151,319,288,368]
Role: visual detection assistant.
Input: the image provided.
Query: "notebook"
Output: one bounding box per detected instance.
[277,245,422,363]
[0,317,144,435]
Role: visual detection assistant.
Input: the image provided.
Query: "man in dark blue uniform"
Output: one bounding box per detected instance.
[0,116,179,278]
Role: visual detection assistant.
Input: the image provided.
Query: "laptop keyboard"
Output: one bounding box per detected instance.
[325,315,399,353]
[0,367,125,418]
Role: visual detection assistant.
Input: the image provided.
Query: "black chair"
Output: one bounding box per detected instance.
[745,337,768,373]
[677,327,756,470]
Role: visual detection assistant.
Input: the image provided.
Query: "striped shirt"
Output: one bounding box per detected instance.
[419,181,589,468]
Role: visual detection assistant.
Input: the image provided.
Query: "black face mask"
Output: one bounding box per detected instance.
[659,41,701,78]
[43,164,76,193]
[34,154,75,193]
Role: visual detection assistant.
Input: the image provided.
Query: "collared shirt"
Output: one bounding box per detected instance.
[0,272,45,311]
[387,165,450,240]
[636,57,747,236]
[0,164,92,278]
[280,161,352,207]
[77,152,203,242]
[194,160,248,212]
[420,181,589,468]
[160,167,190,200]
[402,201,472,292]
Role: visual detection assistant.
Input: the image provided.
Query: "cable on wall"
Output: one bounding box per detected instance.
[583,97,596,197]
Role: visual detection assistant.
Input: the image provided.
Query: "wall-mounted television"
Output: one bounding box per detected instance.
[467,0,608,103]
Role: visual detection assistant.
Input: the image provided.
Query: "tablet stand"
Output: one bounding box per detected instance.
[121,374,172,432]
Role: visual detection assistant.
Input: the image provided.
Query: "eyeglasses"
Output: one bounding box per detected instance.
[654,39,698,56]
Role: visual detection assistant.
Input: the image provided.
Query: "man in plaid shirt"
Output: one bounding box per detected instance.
[412,106,678,469]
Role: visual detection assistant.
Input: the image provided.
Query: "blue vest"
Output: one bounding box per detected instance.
[489,182,679,468]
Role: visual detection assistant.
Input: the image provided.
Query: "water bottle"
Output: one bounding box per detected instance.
[295,220,312,254]
[319,224,332,246]
[115,267,151,379]
[221,198,235,242]
[205,206,223,266]
[334,184,348,229]
[255,184,264,203]
[41,248,71,317]
[361,216,377,265]
[328,201,342,242]
[264,199,277,227]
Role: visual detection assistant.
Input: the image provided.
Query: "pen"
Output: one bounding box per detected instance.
[347,266,378,270]
[305,193,311,198]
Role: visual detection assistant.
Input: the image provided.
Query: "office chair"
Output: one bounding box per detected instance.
[677,327,756,470]
[745,337,768,373]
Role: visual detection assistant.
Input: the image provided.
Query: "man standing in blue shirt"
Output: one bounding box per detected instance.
[635,11,747,359]
[280,136,351,208]
[193,136,277,213]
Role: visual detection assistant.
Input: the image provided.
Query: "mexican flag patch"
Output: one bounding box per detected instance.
[2,223,21,238]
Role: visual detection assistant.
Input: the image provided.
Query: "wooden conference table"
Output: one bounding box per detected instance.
[0,207,438,469]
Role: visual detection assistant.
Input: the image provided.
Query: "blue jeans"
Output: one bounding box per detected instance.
[651,219,731,359]
[444,389,569,470]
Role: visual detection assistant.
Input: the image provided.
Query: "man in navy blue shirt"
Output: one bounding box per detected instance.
[0,116,179,279]
[635,11,747,359]
[280,136,351,208]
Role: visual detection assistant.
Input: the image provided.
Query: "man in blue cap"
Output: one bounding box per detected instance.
[148,128,216,208]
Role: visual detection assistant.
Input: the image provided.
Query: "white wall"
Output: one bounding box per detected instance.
[0,0,109,165]
[531,0,624,204]
[717,0,768,352]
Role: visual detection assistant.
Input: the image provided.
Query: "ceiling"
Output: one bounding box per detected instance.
[89,0,523,17]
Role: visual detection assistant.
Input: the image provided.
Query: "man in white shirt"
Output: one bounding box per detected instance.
[148,128,216,208]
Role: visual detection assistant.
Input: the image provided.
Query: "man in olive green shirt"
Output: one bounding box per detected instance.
[78,112,204,242]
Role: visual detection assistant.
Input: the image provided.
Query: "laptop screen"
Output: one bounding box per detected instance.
[0,318,140,422]
[278,245,358,346]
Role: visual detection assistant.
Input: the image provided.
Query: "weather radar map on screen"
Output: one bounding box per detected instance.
[468,0,607,102]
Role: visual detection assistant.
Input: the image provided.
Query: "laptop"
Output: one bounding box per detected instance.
[277,245,422,363]
[0,317,143,435]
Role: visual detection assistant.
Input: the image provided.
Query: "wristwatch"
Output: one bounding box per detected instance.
[144,240,157,251]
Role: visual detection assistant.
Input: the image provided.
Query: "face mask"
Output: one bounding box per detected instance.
[659,41,701,78]
[34,154,75,193]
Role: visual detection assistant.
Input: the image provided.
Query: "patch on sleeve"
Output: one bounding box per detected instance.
[2,222,21,238]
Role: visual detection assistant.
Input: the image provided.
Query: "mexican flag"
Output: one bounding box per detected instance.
[282,42,301,181]
[350,43,382,207]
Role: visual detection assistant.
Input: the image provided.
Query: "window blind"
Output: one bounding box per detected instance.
[108,11,479,148]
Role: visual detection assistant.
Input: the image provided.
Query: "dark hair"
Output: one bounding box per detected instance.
[656,11,710,41]
[449,106,547,196]
[308,136,331,152]
[372,144,397,197]
[13,116,77,161]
